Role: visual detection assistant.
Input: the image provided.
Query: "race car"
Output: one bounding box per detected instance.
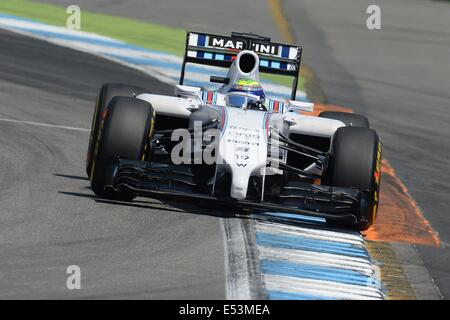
[86,31,382,231]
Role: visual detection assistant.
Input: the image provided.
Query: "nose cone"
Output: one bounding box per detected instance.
[217,107,268,200]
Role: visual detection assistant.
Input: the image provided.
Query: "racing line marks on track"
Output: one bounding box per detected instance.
[221,218,253,299]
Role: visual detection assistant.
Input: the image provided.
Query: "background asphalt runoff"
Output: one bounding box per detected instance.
[0,29,227,299]
[283,0,450,297]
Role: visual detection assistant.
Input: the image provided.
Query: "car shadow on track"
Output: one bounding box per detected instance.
[53,173,90,181]
[55,174,359,234]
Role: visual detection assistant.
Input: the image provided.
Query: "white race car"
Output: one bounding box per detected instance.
[86,32,382,231]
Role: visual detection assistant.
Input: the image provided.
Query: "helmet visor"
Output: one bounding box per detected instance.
[226,93,261,108]
[227,94,247,108]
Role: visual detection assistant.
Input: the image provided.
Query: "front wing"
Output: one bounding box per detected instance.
[107,158,371,225]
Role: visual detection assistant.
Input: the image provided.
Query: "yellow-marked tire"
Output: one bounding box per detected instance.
[323,127,382,231]
[90,96,155,201]
[86,83,147,178]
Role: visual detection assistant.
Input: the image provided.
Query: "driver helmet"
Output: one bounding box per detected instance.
[226,78,266,109]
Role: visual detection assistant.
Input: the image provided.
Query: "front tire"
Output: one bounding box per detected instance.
[86,83,147,178]
[323,127,382,231]
[90,96,155,201]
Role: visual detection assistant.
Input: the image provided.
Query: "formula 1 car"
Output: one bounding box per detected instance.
[86,31,382,231]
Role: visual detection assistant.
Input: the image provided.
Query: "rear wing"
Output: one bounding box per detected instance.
[180,31,302,100]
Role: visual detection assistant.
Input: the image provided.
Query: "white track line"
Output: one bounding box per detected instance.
[255,221,365,244]
[0,118,90,132]
[258,246,376,275]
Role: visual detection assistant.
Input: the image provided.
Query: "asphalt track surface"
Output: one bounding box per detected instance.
[283,0,450,298]
[41,0,450,297]
[0,29,227,299]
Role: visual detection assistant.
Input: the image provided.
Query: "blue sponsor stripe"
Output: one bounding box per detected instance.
[260,59,269,67]
[271,61,280,69]
[261,260,379,287]
[223,106,229,131]
[266,290,335,300]
[197,34,207,46]
[281,46,290,58]
[256,232,369,258]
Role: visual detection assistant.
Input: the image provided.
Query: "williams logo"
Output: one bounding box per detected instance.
[208,37,279,55]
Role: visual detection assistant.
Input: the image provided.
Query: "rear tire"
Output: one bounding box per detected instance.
[319,111,370,128]
[86,83,147,178]
[323,127,382,231]
[90,96,155,201]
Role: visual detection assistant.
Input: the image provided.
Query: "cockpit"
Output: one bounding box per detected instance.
[225,92,267,111]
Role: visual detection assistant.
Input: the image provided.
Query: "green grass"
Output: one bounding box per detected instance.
[0,0,305,91]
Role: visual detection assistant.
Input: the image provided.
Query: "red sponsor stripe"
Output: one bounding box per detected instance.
[273,101,279,113]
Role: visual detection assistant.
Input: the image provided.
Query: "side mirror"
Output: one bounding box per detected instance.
[285,100,314,113]
[210,76,230,84]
